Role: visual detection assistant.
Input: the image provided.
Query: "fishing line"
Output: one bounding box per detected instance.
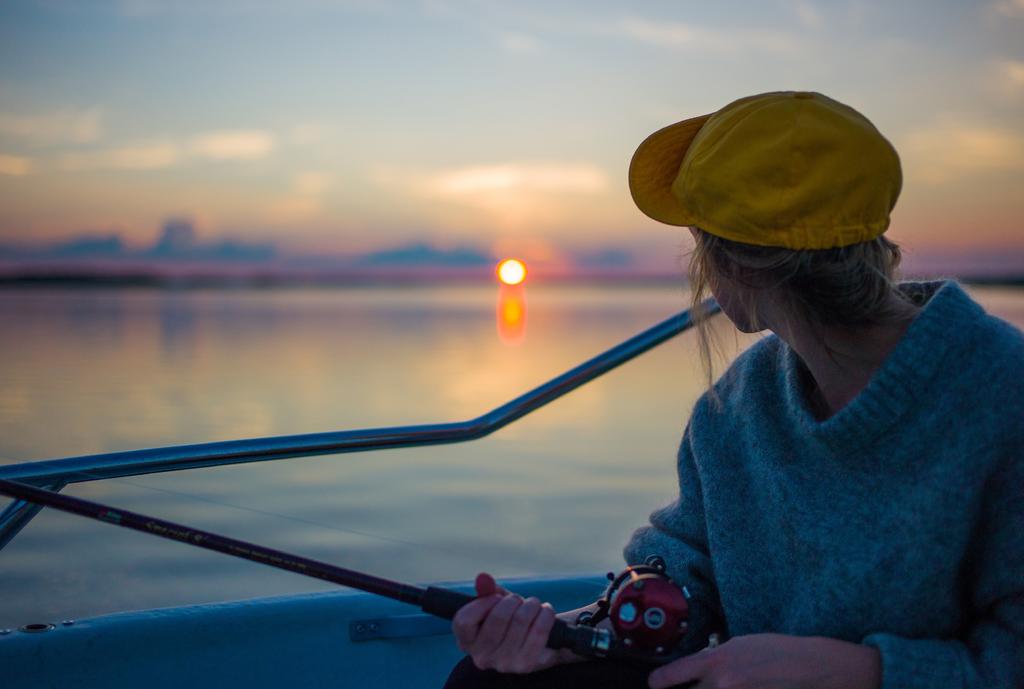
[98,473,444,552]
[42,469,608,595]
[0,478,683,667]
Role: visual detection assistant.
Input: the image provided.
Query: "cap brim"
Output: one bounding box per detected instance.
[628,113,712,226]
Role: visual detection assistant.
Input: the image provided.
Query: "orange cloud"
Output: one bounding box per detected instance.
[48,129,277,172]
[292,171,331,196]
[371,162,618,238]
[0,154,31,176]
[422,163,609,196]
[59,142,179,171]
[901,118,1024,184]
[189,130,276,160]
[996,59,1024,89]
[0,107,102,144]
[615,17,801,56]
[261,171,333,223]
[992,0,1024,17]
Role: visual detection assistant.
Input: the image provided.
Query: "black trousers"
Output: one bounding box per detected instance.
[443,655,653,689]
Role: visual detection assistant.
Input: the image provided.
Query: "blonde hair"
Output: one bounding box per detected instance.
[687,227,911,404]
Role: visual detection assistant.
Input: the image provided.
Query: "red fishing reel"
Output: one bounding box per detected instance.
[576,555,714,660]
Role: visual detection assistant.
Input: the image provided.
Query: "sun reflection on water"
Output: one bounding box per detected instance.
[497,284,527,344]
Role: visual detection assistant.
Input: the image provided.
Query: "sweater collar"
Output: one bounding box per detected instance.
[777,280,984,453]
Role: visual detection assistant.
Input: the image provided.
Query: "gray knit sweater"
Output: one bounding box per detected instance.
[623,280,1024,688]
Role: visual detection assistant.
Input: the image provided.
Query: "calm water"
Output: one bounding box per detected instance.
[1,284,1022,627]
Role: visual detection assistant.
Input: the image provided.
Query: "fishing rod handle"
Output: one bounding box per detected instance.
[421,586,613,659]
[421,586,476,619]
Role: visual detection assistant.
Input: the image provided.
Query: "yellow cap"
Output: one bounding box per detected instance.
[628,91,902,249]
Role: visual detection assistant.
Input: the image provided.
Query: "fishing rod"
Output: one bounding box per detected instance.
[0,478,717,666]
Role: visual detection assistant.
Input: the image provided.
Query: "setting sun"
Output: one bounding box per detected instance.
[497,259,527,286]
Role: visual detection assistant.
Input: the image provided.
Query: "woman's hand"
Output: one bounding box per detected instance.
[648,633,881,689]
[451,572,564,674]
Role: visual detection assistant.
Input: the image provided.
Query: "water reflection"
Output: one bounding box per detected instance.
[158,292,200,363]
[0,285,1020,627]
[497,284,527,344]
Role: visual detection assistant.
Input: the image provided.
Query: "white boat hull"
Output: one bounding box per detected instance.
[3,574,607,689]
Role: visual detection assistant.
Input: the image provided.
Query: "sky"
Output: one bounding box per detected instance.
[0,0,1022,272]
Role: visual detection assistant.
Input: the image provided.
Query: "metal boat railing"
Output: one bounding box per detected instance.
[0,300,719,551]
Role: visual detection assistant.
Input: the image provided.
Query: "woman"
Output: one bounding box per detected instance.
[444,91,1024,689]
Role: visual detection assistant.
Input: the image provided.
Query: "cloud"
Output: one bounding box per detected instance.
[51,129,275,172]
[373,162,613,234]
[0,154,31,176]
[614,17,801,56]
[792,0,824,29]
[996,59,1024,88]
[902,118,1024,183]
[500,32,542,54]
[59,142,179,171]
[0,107,102,144]
[1,223,275,263]
[980,59,1024,102]
[189,130,275,160]
[292,171,331,196]
[60,0,390,18]
[992,0,1024,17]
[4,234,126,259]
[288,122,334,146]
[261,171,333,223]
[356,242,492,267]
[264,195,322,223]
[419,163,609,196]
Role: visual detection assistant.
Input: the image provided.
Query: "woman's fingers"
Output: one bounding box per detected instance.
[495,597,542,656]
[451,594,502,650]
[456,574,560,674]
[475,572,509,597]
[453,573,509,651]
[518,602,557,664]
[647,651,708,689]
[472,593,524,659]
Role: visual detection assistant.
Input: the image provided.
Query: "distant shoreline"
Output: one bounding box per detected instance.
[1,273,1022,289]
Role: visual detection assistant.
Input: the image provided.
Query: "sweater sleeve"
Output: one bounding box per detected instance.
[622,418,725,640]
[862,448,1024,688]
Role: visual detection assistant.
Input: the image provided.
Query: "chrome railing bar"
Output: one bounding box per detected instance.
[0,481,66,549]
[0,301,718,549]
